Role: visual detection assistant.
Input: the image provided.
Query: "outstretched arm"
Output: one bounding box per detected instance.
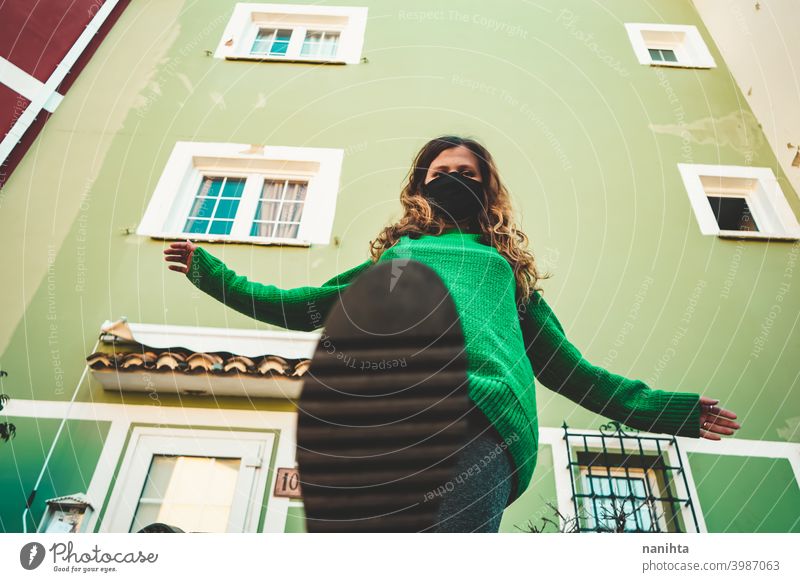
[180,244,374,331]
[519,290,704,438]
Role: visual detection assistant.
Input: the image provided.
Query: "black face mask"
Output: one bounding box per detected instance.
[421,171,486,225]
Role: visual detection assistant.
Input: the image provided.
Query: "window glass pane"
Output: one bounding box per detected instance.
[209,220,233,235]
[252,28,292,56]
[271,41,289,55]
[300,32,321,57]
[301,30,339,57]
[648,48,677,63]
[221,178,246,198]
[279,201,303,222]
[284,182,307,201]
[274,222,300,238]
[199,177,223,198]
[130,455,240,533]
[251,29,274,54]
[707,196,759,231]
[250,179,307,239]
[271,29,292,55]
[253,200,280,222]
[629,479,646,498]
[184,219,209,234]
[261,180,283,200]
[322,32,339,57]
[187,197,217,219]
[215,199,240,220]
[184,177,245,235]
[612,477,631,497]
[590,475,610,495]
[140,455,177,498]
[250,222,275,237]
[587,474,653,532]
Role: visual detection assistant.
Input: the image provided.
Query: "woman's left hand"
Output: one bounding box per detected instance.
[699,396,741,440]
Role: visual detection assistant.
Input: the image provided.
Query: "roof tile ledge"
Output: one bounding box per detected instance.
[87,346,309,400]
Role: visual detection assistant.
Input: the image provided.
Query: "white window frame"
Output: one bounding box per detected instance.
[624,23,716,69]
[100,427,274,533]
[214,3,368,64]
[137,141,344,246]
[677,163,800,240]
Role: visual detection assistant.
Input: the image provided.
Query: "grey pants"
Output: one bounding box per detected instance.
[433,407,516,532]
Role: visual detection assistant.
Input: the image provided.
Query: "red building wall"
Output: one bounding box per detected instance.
[0,0,131,189]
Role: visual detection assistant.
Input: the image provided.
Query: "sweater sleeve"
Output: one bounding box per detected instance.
[519,290,701,438]
[186,246,375,331]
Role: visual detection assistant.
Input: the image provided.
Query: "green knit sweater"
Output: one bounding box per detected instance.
[186,230,701,503]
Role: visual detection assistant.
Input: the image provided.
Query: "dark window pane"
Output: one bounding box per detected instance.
[707,196,759,231]
[221,178,246,198]
[209,220,233,235]
[199,177,223,198]
[648,48,678,63]
[271,41,289,56]
[215,199,240,220]
[188,197,217,219]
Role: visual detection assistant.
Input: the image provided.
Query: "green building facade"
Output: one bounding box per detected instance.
[1,0,798,533]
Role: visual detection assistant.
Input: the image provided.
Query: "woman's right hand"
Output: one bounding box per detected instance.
[164,240,197,274]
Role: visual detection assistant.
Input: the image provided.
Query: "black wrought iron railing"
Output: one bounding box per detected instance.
[562,421,700,533]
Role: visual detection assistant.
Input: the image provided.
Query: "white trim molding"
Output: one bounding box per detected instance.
[137,141,345,246]
[624,23,716,69]
[677,163,800,240]
[99,319,322,359]
[100,426,274,532]
[0,57,63,113]
[214,3,368,65]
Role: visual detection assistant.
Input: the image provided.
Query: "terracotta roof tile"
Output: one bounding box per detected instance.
[87,346,310,378]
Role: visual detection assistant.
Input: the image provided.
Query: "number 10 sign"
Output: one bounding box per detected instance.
[274,467,302,498]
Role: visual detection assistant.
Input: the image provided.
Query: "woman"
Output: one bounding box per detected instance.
[165,135,740,532]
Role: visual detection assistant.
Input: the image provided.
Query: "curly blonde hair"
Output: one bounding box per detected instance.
[368,135,550,310]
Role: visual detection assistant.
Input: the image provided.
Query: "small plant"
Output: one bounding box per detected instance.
[518,496,667,533]
[515,501,581,533]
[593,495,665,533]
[1,370,17,444]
